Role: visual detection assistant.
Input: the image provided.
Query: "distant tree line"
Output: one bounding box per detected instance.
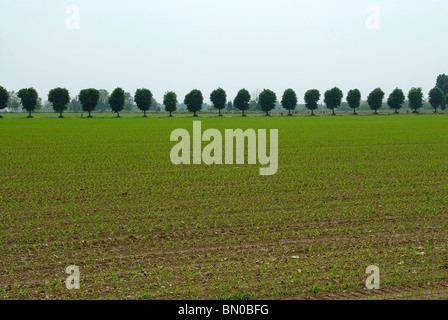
[1,74,447,118]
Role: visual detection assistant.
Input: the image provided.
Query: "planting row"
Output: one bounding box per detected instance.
[0,86,447,119]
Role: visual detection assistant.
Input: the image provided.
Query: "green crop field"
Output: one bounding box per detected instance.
[1,114,448,300]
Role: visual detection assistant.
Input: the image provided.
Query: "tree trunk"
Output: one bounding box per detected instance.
[59,111,63,118]
[89,111,92,118]
[117,112,120,118]
[219,109,222,117]
[144,110,147,118]
[434,107,438,113]
[311,109,314,116]
[332,109,335,116]
[169,111,172,117]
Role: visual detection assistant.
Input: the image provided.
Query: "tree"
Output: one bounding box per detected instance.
[96,90,110,112]
[134,88,153,117]
[304,89,320,116]
[387,88,405,114]
[346,89,361,115]
[436,74,448,110]
[150,98,161,112]
[367,88,385,114]
[210,88,227,117]
[79,89,100,118]
[0,86,9,118]
[408,87,424,113]
[34,97,44,111]
[234,89,251,117]
[184,89,203,117]
[48,87,70,118]
[67,96,81,112]
[249,88,261,111]
[259,89,277,116]
[17,88,39,118]
[108,87,125,118]
[252,89,261,103]
[123,92,137,111]
[249,100,259,111]
[163,91,178,117]
[428,86,444,113]
[41,100,53,111]
[6,91,21,111]
[281,89,298,116]
[324,87,343,116]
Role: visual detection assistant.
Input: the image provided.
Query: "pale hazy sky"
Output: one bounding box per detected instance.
[0,0,447,103]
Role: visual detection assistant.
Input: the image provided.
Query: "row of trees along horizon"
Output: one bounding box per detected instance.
[1,75,447,118]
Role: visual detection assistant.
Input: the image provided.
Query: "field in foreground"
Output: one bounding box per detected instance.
[1,115,448,300]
